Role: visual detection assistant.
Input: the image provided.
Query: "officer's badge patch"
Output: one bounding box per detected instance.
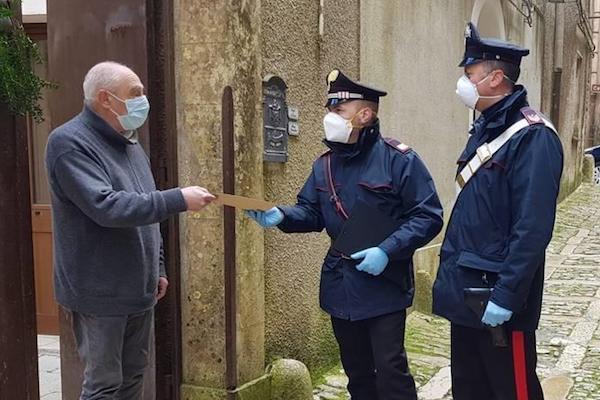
[327,69,339,84]
[397,143,411,153]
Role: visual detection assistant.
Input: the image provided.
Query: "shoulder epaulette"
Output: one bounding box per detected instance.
[317,149,332,159]
[520,107,546,126]
[384,137,412,154]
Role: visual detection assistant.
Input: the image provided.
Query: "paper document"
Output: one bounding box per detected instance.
[215,193,275,211]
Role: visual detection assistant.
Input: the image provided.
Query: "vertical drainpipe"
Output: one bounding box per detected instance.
[222,86,238,400]
[551,2,564,127]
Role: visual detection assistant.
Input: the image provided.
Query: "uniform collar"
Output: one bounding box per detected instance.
[459,86,528,164]
[323,120,381,158]
[480,85,528,131]
[80,104,138,146]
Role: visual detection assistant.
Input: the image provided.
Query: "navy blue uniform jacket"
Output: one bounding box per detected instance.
[278,122,443,321]
[433,86,564,331]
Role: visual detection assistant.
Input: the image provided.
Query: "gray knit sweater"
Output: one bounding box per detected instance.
[45,106,187,315]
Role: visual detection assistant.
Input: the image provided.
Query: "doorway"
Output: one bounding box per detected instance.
[21,13,63,398]
[0,1,183,399]
[471,0,506,39]
[24,19,59,337]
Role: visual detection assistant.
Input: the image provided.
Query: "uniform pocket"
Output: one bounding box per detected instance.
[358,180,394,193]
[457,250,505,273]
[457,250,505,287]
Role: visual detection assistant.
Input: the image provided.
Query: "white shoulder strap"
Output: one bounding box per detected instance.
[455,117,557,197]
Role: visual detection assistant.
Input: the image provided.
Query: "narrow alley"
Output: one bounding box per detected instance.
[315,183,600,400]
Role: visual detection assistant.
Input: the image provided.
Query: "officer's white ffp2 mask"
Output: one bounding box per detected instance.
[323,112,353,143]
[455,74,509,110]
[456,75,484,110]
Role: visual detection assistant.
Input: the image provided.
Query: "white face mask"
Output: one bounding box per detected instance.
[323,112,354,143]
[455,74,507,110]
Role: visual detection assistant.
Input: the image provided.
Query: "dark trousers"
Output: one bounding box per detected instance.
[72,309,154,400]
[451,323,544,400]
[331,310,417,400]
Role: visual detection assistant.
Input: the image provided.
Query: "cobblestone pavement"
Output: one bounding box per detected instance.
[314,183,600,400]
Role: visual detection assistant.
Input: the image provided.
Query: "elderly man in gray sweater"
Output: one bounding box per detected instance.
[45,61,214,399]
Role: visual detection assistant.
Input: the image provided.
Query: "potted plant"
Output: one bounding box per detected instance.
[0,0,53,122]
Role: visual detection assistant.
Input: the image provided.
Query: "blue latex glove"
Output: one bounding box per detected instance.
[481,301,513,327]
[245,207,284,228]
[350,247,389,276]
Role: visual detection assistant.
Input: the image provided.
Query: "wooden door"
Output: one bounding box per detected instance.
[31,205,58,334]
[26,36,59,335]
[47,1,181,399]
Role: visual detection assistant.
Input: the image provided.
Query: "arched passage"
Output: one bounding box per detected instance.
[471,0,506,39]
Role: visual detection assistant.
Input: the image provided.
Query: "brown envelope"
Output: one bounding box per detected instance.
[215,193,275,211]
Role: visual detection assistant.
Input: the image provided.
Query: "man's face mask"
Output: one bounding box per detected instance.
[323,107,372,143]
[455,72,508,110]
[108,91,150,131]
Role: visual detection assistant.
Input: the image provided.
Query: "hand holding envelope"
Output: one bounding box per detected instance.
[214,193,282,228]
[214,193,275,211]
[181,186,216,211]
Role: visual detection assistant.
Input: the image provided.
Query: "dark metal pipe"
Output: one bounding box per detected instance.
[222,86,237,399]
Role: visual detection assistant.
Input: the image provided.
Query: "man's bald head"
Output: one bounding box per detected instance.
[83,61,145,133]
[83,61,141,103]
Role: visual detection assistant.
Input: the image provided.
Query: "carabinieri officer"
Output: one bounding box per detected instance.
[247,69,443,400]
[433,23,563,400]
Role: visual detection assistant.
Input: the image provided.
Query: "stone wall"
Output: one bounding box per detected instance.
[541,1,593,200]
[173,1,596,392]
[503,1,545,108]
[174,0,363,390]
[174,0,265,393]
[587,94,600,147]
[557,3,592,200]
[261,0,360,375]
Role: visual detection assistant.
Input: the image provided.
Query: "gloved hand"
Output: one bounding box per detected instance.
[245,207,284,228]
[350,247,389,276]
[482,301,513,327]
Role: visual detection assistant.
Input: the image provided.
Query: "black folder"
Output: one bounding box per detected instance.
[332,198,401,256]
[463,288,508,347]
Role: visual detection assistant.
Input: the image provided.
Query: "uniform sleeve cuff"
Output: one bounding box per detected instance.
[162,188,188,213]
[275,206,292,231]
[378,238,398,259]
[490,285,519,312]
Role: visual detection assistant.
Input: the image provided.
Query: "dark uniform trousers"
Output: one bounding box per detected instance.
[451,323,544,400]
[331,310,417,400]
